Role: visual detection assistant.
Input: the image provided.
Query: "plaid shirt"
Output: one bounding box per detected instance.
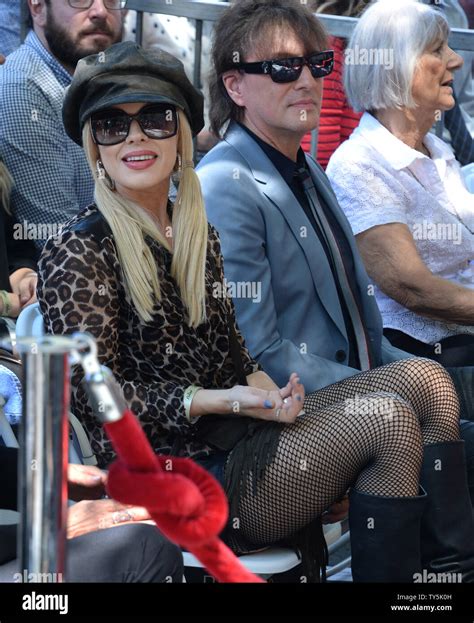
[0,31,94,252]
[0,0,21,57]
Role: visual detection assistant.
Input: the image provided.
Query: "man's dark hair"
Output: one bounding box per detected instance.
[208,0,328,137]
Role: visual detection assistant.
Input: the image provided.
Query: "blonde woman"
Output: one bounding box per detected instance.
[37,42,474,583]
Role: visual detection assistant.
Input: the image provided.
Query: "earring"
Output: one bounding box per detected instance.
[96,158,106,180]
[96,159,115,191]
[172,154,183,183]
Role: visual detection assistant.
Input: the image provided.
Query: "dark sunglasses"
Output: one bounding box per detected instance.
[235,50,334,83]
[90,104,178,146]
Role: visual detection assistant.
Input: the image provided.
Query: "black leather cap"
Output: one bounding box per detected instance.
[63,41,204,145]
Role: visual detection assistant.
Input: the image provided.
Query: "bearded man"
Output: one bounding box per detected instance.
[0,0,125,254]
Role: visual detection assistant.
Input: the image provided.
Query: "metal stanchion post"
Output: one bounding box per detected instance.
[17,336,74,583]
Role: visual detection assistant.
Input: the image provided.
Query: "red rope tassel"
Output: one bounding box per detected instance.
[104,410,264,583]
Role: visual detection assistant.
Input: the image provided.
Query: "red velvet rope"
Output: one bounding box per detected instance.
[104,409,264,583]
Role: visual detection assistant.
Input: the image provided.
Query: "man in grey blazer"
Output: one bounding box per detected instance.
[197,7,409,395]
[198,122,410,392]
[197,0,474,504]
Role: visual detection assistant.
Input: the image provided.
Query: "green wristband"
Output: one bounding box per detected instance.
[0,290,11,317]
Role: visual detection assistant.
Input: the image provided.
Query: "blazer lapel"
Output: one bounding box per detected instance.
[224,124,347,339]
[305,156,362,259]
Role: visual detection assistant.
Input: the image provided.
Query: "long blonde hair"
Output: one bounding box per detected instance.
[0,159,13,215]
[82,109,208,327]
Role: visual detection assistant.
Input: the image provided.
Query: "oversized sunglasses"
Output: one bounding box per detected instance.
[90,104,178,146]
[234,50,334,83]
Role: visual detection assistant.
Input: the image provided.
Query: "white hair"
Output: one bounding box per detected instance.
[344,0,450,112]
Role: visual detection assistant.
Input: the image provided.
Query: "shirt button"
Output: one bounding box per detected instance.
[335,350,346,362]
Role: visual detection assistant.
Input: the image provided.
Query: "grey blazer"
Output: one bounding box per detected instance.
[197,122,410,392]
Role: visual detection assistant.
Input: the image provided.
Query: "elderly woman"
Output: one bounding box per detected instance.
[36,41,474,583]
[327,0,474,367]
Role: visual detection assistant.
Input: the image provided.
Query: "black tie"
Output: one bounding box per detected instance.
[296,166,373,371]
[444,95,474,166]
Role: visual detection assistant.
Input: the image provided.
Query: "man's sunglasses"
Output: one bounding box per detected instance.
[90,104,178,146]
[68,0,127,9]
[234,50,334,83]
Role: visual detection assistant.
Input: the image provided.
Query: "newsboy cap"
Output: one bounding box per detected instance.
[63,41,204,145]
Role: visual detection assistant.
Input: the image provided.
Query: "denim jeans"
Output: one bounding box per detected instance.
[193,451,229,487]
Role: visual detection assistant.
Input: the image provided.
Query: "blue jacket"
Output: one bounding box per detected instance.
[197,122,410,392]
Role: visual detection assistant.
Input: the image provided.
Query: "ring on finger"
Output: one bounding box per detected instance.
[275,407,282,420]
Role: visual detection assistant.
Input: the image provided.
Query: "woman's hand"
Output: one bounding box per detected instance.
[67,464,108,502]
[227,372,305,423]
[67,499,153,540]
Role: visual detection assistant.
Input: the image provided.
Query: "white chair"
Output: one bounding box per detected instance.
[183,547,301,581]
[183,520,350,581]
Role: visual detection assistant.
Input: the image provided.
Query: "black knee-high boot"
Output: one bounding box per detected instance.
[349,488,427,582]
[420,441,474,583]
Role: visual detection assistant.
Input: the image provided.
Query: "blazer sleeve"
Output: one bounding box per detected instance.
[198,151,359,392]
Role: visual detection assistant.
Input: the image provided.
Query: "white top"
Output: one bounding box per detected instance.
[326,112,474,345]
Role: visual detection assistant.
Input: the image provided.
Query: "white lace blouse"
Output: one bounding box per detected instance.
[327,112,474,345]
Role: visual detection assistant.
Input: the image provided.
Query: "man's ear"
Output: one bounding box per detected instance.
[222,70,246,107]
[28,0,48,29]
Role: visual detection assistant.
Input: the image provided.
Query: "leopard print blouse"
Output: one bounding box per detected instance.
[37,204,260,468]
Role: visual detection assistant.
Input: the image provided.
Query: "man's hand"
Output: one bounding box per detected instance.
[17,273,37,309]
[0,54,5,65]
[67,499,153,540]
[67,464,107,501]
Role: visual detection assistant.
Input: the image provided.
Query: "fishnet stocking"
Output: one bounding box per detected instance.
[229,358,460,548]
